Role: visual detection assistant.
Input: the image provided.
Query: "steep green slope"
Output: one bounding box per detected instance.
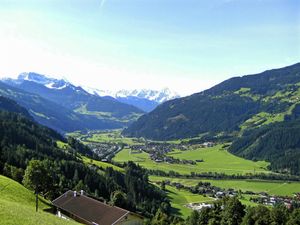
[0,175,79,225]
[123,63,300,140]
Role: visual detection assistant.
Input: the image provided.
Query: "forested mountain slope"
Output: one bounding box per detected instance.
[0,96,32,119]
[124,63,300,140]
[230,104,300,175]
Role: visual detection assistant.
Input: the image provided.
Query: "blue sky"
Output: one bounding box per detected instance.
[0,0,299,95]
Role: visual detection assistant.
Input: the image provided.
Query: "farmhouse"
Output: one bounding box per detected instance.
[52,190,142,225]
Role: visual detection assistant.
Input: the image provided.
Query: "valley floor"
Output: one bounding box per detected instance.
[70,130,300,218]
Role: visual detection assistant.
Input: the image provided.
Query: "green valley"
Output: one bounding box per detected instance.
[68,127,300,218]
[1,1,299,223]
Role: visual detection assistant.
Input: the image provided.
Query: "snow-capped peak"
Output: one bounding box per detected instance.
[82,86,180,103]
[82,86,115,97]
[45,82,67,90]
[17,72,70,90]
[115,88,180,103]
[19,72,54,84]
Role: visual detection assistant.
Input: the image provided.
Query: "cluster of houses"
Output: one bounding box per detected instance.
[159,180,237,199]
[130,142,187,153]
[149,152,196,164]
[250,192,300,208]
[189,142,215,149]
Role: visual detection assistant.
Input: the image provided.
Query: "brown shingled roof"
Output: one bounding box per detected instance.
[52,191,129,225]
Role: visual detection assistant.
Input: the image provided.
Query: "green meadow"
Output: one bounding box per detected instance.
[113,145,269,175]
[0,175,79,225]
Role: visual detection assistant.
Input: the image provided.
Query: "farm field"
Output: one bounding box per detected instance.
[113,145,270,175]
[67,130,143,145]
[150,176,300,196]
[112,143,300,217]
[0,175,79,225]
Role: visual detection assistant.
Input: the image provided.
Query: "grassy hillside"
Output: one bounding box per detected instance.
[113,145,269,175]
[0,175,79,225]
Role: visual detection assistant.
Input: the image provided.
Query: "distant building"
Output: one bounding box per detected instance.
[187,203,212,211]
[52,190,143,225]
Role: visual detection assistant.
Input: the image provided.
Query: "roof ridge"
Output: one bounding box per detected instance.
[80,193,129,213]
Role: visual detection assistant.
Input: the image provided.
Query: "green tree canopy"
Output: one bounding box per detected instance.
[22,160,52,195]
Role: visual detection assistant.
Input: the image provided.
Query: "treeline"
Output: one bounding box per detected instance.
[67,136,97,159]
[148,169,300,182]
[230,117,300,175]
[148,197,300,225]
[0,109,169,218]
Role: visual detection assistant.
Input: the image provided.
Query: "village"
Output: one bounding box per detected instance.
[129,141,214,164]
[158,180,238,199]
[155,180,300,212]
[249,192,300,208]
[80,131,216,165]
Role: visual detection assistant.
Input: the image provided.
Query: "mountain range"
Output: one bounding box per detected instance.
[3,73,179,113]
[0,72,179,133]
[84,87,180,112]
[1,73,144,133]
